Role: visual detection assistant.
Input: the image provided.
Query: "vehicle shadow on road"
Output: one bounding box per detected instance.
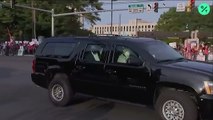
[70,94,94,106]
[71,101,114,120]
[66,94,158,120]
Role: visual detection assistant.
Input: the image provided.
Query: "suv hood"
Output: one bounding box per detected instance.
[163,61,213,75]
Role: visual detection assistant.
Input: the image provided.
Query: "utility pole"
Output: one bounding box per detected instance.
[80,14,84,29]
[118,14,121,35]
[136,19,139,36]
[31,0,36,39]
[51,9,54,37]
[110,0,113,35]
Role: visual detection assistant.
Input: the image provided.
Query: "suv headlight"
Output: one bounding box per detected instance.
[204,81,213,95]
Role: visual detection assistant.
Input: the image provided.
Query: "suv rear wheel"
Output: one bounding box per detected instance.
[48,73,74,106]
[155,89,197,120]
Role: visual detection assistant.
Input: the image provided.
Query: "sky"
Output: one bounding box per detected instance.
[84,0,213,28]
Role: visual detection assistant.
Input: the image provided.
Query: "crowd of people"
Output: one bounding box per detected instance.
[176,42,213,62]
[0,41,38,56]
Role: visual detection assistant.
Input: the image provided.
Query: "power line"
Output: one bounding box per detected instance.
[100,0,151,5]
[100,0,213,5]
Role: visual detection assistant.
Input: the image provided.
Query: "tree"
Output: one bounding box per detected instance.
[156,6,213,32]
[0,0,102,42]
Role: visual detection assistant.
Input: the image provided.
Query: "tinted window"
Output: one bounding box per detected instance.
[83,44,105,63]
[42,43,76,57]
[114,46,138,64]
[146,42,183,62]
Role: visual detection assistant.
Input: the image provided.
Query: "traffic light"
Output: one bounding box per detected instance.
[190,0,195,9]
[154,2,158,13]
[187,0,195,12]
[10,0,16,8]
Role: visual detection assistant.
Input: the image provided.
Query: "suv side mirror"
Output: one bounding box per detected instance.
[127,56,143,66]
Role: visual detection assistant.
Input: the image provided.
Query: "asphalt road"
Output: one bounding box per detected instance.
[0,56,158,120]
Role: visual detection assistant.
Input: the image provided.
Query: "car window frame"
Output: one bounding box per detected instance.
[111,44,142,66]
[81,43,107,63]
[40,42,77,58]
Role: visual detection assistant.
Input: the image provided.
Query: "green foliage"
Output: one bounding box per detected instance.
[161,38,181,44]
[0,0,102,42]
[202,38,213,44]
[156,6,213,32]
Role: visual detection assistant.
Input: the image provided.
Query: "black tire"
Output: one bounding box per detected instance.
[48,73,74,106]
[155,89,198,120]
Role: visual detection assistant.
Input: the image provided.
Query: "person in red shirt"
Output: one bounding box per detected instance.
[191,45,198,60]
[203,44,209,61]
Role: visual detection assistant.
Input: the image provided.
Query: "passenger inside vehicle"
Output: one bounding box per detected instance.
[91,50,101,61]
[117,48,130,63]
[83,45,104,62]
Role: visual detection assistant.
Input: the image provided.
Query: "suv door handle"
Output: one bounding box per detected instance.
[76,65,86,70]
[105,69,117,74]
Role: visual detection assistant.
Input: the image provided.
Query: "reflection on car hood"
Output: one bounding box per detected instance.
[165,61,213,74]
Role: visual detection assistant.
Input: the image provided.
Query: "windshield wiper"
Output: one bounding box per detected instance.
[174,57,185,61]
[158,58,185,63]
[158,59,174,63]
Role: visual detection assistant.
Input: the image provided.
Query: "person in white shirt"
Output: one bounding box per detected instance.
[196,50,205,61]
[117,49,130,63]
[91,51,100,61]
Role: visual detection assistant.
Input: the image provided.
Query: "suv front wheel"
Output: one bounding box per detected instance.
[48,73,74,106]
[155,89,197,120]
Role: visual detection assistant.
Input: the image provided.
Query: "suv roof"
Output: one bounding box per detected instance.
[35,36,161,57]
[43,36,157,44]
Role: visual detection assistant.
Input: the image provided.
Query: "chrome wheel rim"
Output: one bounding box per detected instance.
[162,100,184,120]
[51,84,64,101]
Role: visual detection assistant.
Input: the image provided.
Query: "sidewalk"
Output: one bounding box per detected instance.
[23,54,34,57]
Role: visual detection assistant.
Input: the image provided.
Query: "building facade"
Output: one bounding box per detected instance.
[92,19,157,36]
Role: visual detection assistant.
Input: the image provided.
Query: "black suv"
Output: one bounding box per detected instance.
[31,36,213,120]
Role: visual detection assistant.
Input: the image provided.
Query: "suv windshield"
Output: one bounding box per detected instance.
[146,42,184,62]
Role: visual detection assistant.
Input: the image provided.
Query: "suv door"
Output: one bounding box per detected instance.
[105,45,151,103]
[72,42,110,96]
